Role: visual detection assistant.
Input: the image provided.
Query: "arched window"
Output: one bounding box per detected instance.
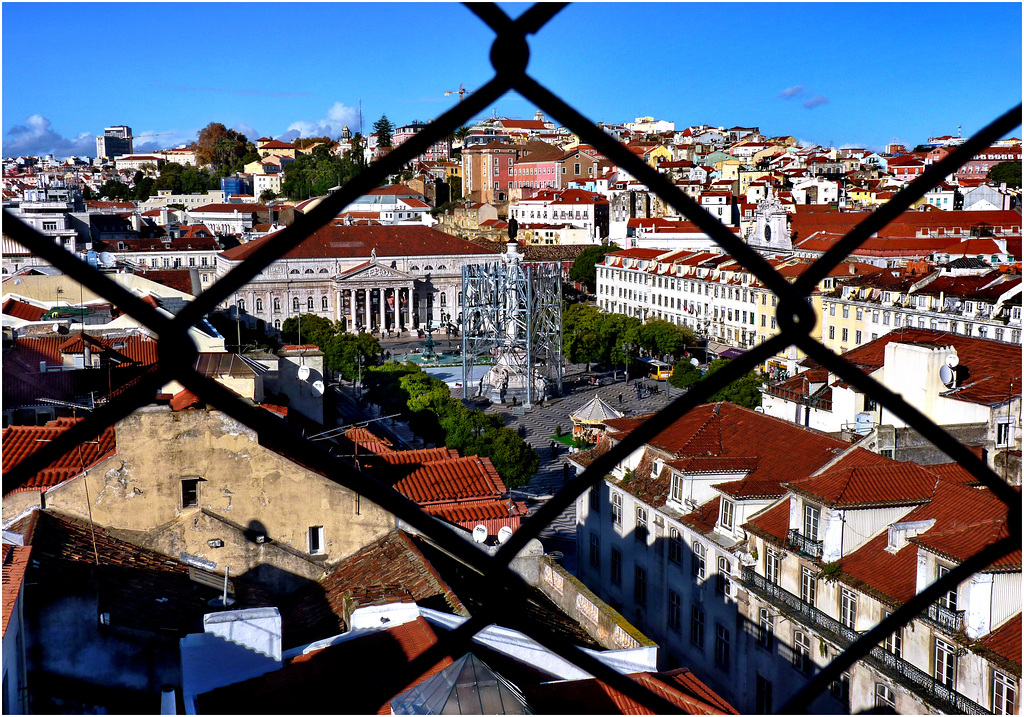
[237,299,245,313]
[410,265,420,271]
[256,298,264,312]
[273,298,281,311]
[289,269,299,275]
[273,319,281,330]
[304,269,314,274]
[437,265,446,270]
[319,268,329,274]
[292,297,300,311]
[424,265,433,271]
[440,293,447,306]
[307,296,314,310]
[322,295,329,310]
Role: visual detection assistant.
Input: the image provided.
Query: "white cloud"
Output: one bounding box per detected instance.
[232,123,261,142]
[778,85,804,99]
[803,95,830,110]
[5,115,95,158]
[287,101,359,139]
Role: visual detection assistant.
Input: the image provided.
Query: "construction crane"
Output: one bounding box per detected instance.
[444,83,471,102]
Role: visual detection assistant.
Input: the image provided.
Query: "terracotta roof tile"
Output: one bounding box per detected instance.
[742,500,791,545]
[787,461,938,508]
[681,496,721,535]
[220,225,497,262]
[604,404,850,507]
[975,613,1021,674]
[525,668,738,715]
[2,297,47,321]
[392,455,507,505]
[199,617,452,715]
[280,530,467,649]
[2,418,117,496]
[2,544,32,636]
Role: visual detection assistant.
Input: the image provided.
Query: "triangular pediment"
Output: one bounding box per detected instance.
[338,261,415,282]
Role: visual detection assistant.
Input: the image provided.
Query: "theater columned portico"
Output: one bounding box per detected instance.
[217,224,499,337]
[336,262,416,333]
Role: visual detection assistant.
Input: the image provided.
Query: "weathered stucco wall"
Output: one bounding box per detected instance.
[45,406,394,579]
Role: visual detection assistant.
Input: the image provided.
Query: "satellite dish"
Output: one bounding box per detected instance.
[98,252,116,268]
[497,526,513,544]
[311,380,325,396]
[690,357,700,367]
[946,353,959,368]
[472,525,488,543]
[939,364,955,388]
[297,364,311,381]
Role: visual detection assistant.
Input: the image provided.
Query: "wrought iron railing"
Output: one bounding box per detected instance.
[788,528,824,560]
[742,568,988,715]
[926,602,967,634]
[2,3,1020,714]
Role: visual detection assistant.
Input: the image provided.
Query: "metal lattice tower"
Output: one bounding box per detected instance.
[461,242,562,406]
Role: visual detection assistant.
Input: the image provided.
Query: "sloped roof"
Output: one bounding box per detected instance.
[835,477,1016,606]
[393,456,507,505]
[2,417,117,496]
[603,403,850,505]
[974,613,1021,675]
[199,617,454,715]
[570,396,623,424]
[23,510,271,634]
[2,297,47,321]
[2,544,32,636]
[786,460,938,509]
[220,225,498,262]
[280,530,467,649]
[390,652,530,715]
[524,667,738,715]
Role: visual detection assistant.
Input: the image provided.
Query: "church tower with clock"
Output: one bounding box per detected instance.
[747,188,792,254]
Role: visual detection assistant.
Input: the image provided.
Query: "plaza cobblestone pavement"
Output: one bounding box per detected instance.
[334,357,682,575]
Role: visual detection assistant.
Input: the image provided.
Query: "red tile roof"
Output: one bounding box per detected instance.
[787,460,938,508]
[199,617,453,715]
[975,613,1021,674]
[220,225,498,262]
[2,297,47,321]
[837,477,1016,606]
[604,403,850,505]
[190,203,267,213]
[393,455,507,505]
[525,668,738,715]
[742,500,791,545]
[280,530,467,648]
[819,328,1021,406]
[2,418,117,496]
[681,496,721,534]
[2,544,32,636]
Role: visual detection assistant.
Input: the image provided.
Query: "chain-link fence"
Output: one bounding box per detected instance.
[4,3,1021,713]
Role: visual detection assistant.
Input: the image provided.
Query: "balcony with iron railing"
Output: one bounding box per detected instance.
[788,528,824,560]
[924,602,966,635]
[741,568,987,715]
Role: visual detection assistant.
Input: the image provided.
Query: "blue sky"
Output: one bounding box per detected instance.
[3,2,1021,158]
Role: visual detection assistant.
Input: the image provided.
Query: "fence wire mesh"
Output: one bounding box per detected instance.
[3,3,1021,713]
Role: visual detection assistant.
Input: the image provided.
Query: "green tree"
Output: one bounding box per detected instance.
[698,359,765,409]
[987,161,1022,189]
[373,115,394,148]
[98,179,131,201]
[280,313,337,348]
[569,244,621,292]
[259,189,278,203]
[325,332,382,380]
[668,361,701,389]
[193,122,254,171]
[638,319,696,360]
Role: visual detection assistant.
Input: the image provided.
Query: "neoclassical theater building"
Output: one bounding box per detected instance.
[217,225,499,334]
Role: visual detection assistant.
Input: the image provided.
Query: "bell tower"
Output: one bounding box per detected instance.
[748,188,791,253]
